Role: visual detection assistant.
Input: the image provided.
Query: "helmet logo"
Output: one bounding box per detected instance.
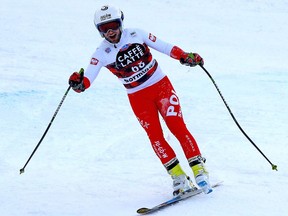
[101,5,108,11]
[100,14,112,21]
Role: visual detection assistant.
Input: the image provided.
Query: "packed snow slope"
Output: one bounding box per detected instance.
[1,0,288,215]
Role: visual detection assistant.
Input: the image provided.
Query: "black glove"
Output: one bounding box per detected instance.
[69,71,85,93]
[180,53,204,67]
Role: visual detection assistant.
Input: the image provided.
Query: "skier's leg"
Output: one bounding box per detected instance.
[128,84,194,195]
[156,77,212,193]
[128,88,177,166]
[155,76,201,159]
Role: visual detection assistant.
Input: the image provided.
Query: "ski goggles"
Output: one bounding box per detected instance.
[97,20,121,34]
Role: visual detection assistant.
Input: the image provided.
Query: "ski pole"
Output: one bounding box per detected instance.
[19,68,84,174]
[199,65,278,171]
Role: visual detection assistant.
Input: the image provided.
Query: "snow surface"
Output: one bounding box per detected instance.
[1,0,288,215]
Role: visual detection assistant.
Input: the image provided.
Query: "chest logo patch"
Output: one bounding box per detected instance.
[116,43,146,68]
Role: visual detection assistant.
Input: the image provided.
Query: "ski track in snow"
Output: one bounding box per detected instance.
[1,0,288,215]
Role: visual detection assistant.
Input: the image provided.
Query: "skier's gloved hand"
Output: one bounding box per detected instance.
[69,72,87,93]
[180,53,204,67]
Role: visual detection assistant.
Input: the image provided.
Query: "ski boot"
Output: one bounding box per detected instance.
[168,163,198,196]
[189,155,212,194]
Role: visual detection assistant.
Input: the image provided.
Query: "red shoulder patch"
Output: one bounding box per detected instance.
[90,57,99,65]
[149,33,157,42]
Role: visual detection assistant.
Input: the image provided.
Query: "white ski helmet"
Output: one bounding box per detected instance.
[94,5,124,37]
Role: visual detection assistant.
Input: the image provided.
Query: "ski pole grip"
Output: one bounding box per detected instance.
[79,68,84,82]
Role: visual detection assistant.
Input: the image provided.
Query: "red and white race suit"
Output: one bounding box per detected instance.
[85,28,201,168]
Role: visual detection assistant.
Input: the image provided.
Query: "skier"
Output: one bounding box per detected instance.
[69,5,212,195]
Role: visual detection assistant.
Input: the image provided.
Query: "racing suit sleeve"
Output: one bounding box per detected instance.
[138,29,185,60]
[84,50,104,89]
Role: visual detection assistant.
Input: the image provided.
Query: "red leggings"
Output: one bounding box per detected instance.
[128,76,201,168]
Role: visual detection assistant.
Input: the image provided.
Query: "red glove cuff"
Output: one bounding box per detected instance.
[170,46,186,60]
[83,77,91,89]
